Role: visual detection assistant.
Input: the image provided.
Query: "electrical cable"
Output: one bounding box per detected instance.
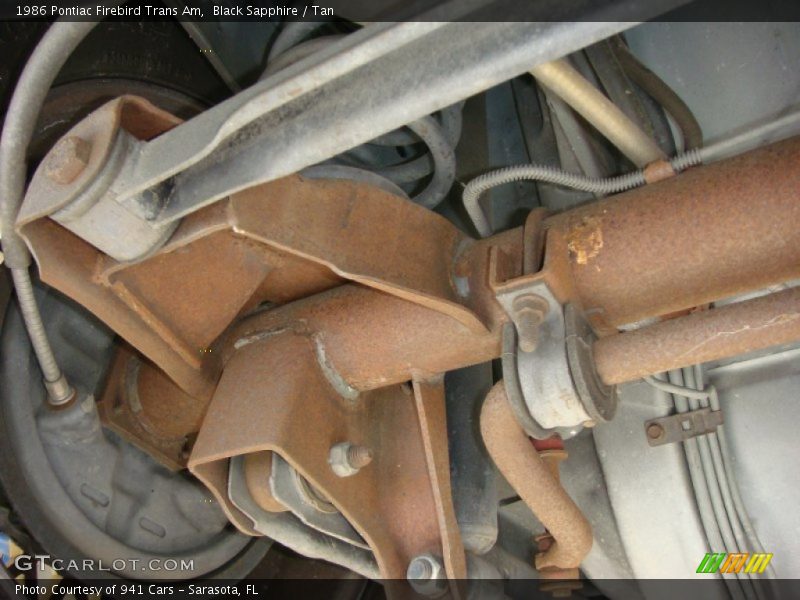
[658,371,745,600]
[645,372,775,580]
[682,367,756,600]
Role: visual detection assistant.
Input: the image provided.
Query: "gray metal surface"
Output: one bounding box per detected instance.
[0,283,266,579]
[145,21,643,224]
[625,22,800,147]
[228,455,380,579]
[580,24,800,590]
[39,16,683,246]
[49,128,179,262]
[37,396,241,557]
[707,345,800,579]
[269,453,369,550]
[592,381,726,586]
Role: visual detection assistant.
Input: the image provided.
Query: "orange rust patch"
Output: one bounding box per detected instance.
[566,216,603,266]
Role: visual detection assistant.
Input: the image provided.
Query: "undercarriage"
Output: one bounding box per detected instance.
[1,6,799,599]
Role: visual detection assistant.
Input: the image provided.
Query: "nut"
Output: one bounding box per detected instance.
[328,442,372,477]
[44,136,91,185]
[407,553,447,598]
[44,374,75,407]
[512,294,550,353]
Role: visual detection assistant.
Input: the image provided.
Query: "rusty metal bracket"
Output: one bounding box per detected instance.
[98,349,205,470]
[644,408,724,447]
[188,331,466,579]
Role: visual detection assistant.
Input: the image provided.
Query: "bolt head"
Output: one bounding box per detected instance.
[44,136,91,185]
[512,293,550,353]
[407,554,447,598]
[646,423,665,440]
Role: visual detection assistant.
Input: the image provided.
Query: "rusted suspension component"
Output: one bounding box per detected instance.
[98,348,207,470]
[541,136,800,333]
[243,451,288,513]
[17,96,486,399]
[16,94,800,582]
[188,332,466,582]
[20,100,800,411]
[480,381,592,570]
[594,286,800,385]
[225,284,500,392]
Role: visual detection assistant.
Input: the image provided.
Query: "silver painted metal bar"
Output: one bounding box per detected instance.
[152,22,637,224]
[20,1,690,265]
[109,18,676,226]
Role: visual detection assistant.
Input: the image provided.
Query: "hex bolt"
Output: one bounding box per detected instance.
[328,442,372,477]
[512,294,550,353]
[44,136,92,185]
[646,423,665,440]
[406,553,447,598]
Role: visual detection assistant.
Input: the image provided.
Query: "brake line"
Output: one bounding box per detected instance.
[0,21,101,405]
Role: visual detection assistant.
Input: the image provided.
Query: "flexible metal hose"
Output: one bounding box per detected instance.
[463,126,787,237]
[462,141,712,238]
[0,21,98,403]
[464,165,647,236]
[10,270,60,381]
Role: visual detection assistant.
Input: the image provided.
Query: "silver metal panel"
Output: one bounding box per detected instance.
[626,22,800,145]
[707,345,800,578]
[111,19,664,225]
[592,381,727,589]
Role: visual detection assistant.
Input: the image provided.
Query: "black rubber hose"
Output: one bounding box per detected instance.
[610,37,703,150]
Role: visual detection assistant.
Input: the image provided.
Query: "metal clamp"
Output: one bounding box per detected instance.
[496,280,616,436]
[644,408,724,447]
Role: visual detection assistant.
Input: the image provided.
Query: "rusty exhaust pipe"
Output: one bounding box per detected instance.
[480,381,592,571]
[594,286,800,385]
[544,136,800,331]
